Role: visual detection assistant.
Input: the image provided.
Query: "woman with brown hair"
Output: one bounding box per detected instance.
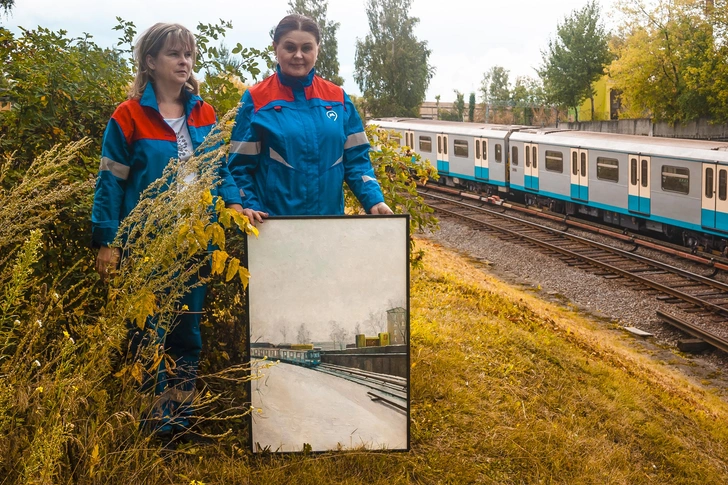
[228,14,392,223]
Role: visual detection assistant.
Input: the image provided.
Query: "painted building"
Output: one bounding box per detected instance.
[569,75,621,122]
[387,307,407,345]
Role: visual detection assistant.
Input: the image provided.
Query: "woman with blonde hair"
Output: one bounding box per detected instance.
[91,22,243,442]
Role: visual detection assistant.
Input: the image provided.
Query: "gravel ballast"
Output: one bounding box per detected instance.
[421,215,728,395]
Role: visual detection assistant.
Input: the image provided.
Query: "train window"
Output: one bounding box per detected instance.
[391,135,401,146]
[454,139,468,157]
[630,158,637,185]
[572,152,578,175]
[661,165,689,194]
[495,144,502,162]
[580,152,587,176]
[444,137,448,155]
[641,159,648,188]
[525,145,530,167]
[532,146,537,169]
[705,167,714,198]
[545,151,563,173]
[720,170,727,201]
[596,157,619,182]
[476,140,480,159]
[512,146,519,166]
[419,136,432,152]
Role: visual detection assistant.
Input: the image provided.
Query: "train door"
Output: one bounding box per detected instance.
[404,130,415,162]
[570,148,589,201]
[437,134,449,173]
[524,143,539,191]
[702,163,728,232]
[475,137,489,180]
[404,130,414,150]
[628,155,651,215]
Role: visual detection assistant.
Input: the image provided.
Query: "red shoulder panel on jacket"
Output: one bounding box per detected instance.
[249,75,294,112]
[112,100,175,144]
[110,100,139,144]
[305,77,344,104]
[189,102,216,127]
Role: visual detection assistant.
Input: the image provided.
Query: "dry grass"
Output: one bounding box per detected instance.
[162,238,728,485]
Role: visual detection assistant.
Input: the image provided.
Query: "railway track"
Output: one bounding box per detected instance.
[420,186,728,355]
[316,363,408,411]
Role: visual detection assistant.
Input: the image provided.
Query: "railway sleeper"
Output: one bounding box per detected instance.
[677,339,711,353]
[689,291,728,299]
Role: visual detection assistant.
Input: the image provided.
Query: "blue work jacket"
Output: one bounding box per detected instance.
[228,66,384,216]
[91,83,242,247]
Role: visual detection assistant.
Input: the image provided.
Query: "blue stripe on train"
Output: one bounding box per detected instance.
[570,184,589,201]
[475,167,489,179]
[628,195,651,215]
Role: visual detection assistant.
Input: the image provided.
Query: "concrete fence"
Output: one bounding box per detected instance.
[321,344,407,378]
[557,118,728,141]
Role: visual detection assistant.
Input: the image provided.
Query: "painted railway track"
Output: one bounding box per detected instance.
[420,186,728,355]
[316,363,408,411]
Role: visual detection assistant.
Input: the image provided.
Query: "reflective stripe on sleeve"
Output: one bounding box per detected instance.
[331,156,343,168]
[230,140,261,155]
[362,175,376,183]
[344,131,368,150]
[99,157,130,180]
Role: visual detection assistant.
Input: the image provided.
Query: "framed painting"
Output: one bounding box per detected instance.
[244,215,410,453]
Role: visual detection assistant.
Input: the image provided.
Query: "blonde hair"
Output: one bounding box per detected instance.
[127,23,199,100]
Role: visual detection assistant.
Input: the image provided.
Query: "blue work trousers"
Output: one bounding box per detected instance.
[129,268,208,436]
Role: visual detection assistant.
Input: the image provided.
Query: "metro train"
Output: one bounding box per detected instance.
[370,118,728,253]
[250,343,321,368]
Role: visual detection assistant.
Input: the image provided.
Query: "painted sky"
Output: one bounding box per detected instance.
[3,0,619,102]
[246,217,408,344]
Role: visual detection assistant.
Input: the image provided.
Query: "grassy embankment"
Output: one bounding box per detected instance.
[162,238,728,484]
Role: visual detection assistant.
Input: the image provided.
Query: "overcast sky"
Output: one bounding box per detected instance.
[3,0,617,102]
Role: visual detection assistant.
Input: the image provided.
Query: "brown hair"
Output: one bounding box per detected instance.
[273,14,321,44]
[127,22,199,100]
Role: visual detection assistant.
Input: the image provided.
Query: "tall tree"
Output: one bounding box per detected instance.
[511,76,546,125]
[354,0,434,118]
[0,0,13,16]
[480,66,511,122]
[538,0,612,121]
[288,0,344,85]
[453,90,465,121]
[439,90,465,121]
[468,92,476,122]
[610,0,722,123]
